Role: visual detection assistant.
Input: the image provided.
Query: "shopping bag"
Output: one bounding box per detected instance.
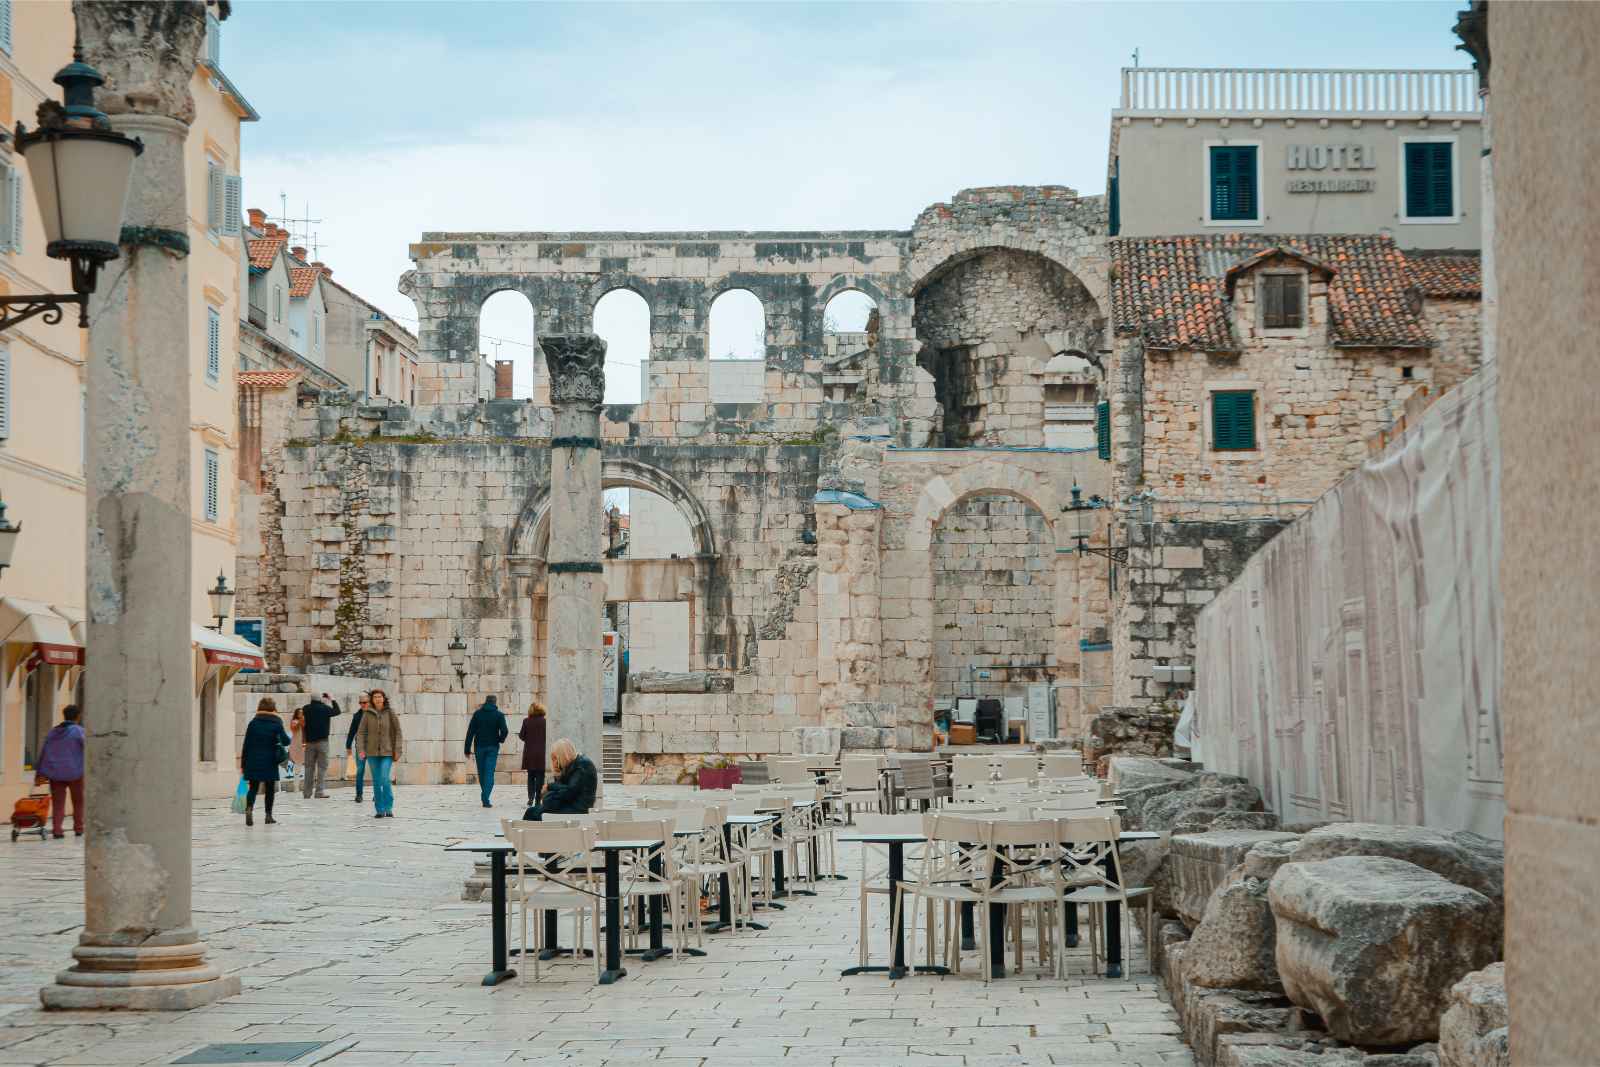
[230,777,249,815]
[343,752,356,780]
[279,759,297,783]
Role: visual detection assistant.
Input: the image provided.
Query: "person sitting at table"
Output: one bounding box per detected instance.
[521,738,596,821]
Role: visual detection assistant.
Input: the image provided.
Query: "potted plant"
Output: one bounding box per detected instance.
[696,756,741,790]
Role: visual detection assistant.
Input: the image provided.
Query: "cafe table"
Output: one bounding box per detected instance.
[836,831,949,979]
[755,802,818,897]
[593,837,667,985]
[713,814,778,929]
[443,839,518,987]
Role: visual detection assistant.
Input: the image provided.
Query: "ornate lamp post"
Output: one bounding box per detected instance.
[448,631,468,688]
[206,571,234,632]
[0,495,20,577]
[1,42,143,332]
[1062,482,1129,564]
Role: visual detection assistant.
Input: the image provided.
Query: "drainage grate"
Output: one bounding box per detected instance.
[173,1042,328,1064]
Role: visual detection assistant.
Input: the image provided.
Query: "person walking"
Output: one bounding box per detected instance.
[522,738,597,820]
[357,689,403,819]
[464,695,509,808]
[286,707,306,793]
[519,701,547,805]
[33,705,86,838]
[345,693,370,804]
[240,698,292,827]
[299,691,342,799]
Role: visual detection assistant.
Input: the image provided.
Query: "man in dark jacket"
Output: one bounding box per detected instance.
[523,738,597,821]
[344,693,370,803]
[299,693,342,799]
[464,695,509,807]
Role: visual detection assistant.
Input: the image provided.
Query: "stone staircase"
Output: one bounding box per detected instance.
[601,732,624,784]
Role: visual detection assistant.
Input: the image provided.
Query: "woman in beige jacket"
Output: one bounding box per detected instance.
[356,689,403,818]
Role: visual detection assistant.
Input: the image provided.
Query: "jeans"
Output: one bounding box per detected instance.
[527,770,545,804]
[48,777,84,835]
[474,745,499,805]
[368,756,395,815]
[302,740,329,798]
[351,752,368,796]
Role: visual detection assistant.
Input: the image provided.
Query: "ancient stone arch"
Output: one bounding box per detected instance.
[510,455,719,562]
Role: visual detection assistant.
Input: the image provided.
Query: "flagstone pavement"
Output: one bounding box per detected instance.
[0,784,1190,1066]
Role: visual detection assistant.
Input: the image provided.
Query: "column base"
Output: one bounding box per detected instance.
[41,943,241,1012]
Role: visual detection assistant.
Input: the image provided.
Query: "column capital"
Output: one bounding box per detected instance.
[75,1,209,125]
[540,335,607,410]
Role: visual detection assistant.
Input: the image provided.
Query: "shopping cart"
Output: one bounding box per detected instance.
[10,790,51,842]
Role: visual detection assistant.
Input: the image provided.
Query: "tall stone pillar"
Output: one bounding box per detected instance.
[540,336,606,779]
[42,2,239,1010]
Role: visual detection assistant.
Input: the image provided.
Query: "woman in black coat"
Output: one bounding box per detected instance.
[523,737,597,821]
[240,697,292,827]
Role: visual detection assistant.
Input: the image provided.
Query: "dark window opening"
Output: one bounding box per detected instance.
[1402,365,1415,379]
[1261,274,1304,329]
[927,345,985,447]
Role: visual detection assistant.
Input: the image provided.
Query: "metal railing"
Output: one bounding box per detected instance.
[1119,67,1482,116]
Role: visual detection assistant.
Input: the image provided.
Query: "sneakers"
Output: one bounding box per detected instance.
[315,793,330,799]
[481,801,492,808]
[354,793,363,803]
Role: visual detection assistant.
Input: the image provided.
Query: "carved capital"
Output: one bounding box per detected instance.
[74,1,209,124]
[1453,2,1489,93]
[541,335,607,410]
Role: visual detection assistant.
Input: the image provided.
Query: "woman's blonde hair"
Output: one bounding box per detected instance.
[550,737,578,773]
[527,701,546,717]
[256,697,277,713]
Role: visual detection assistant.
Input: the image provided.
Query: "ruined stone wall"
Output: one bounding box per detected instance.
[235,386,302,668]
[914,249,1104,447]
[1420,297,1483,398]
[930,494,1057,695]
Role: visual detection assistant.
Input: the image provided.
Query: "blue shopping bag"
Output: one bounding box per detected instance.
[230,777,249,814]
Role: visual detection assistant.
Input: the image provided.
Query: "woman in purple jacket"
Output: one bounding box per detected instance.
[34,705,86,838]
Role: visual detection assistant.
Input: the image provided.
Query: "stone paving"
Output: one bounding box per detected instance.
[0,784,1190,1066]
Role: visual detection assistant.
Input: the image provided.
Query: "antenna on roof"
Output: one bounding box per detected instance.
[270,192,324,256]
[1131,47,1140,68]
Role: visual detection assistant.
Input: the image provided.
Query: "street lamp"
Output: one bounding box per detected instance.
[448,631,468,688]
[1,41,144,333]
[207,571,234,632]
[0,495,20,577]
[1061,482,1129,564]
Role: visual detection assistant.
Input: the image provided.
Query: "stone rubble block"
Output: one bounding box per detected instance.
[1269,856,1501,1046]
[1188,838,1300,991]
[1171,830,1300,928]
[1437,963,1508,1067]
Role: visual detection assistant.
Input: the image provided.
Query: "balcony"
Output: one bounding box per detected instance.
[247,303,266,329]
[1117,67,1481,118]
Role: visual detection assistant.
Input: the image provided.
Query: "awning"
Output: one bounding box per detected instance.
[192,623,265,671]
[0,596,83,668]
[52,604,87,649]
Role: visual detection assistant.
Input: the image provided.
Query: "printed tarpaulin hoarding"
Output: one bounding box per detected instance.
[1193,366,1503,839]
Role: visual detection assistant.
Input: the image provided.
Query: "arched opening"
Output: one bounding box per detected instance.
[708,288,766,403]
[478,289,537,399]
[822,289,879,402]
[914,249,1103,448]
[931,492,1056,739]
[608,487,695,680]
[593,288,650,405]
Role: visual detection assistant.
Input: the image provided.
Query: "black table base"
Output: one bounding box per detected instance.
[841,840,949,980]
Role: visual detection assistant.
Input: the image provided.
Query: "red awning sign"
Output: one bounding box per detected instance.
[31,643,84,668]
[204,648,265,670]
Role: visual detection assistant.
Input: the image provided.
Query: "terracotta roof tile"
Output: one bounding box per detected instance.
[1110,234,1476,351]
[238,370,300,389]
[247,233,286,271]
[288,266,320,299]
[1404,252,1482,298]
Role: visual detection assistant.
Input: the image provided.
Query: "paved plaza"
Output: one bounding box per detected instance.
[0,785,1188,1066]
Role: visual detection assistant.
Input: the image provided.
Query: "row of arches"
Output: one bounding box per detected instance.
[478,287,879,403]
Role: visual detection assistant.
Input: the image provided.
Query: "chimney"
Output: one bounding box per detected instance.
[494,360,514,400]
[247,208,267,230]
[290,245,308,262]
[312,261,332,278]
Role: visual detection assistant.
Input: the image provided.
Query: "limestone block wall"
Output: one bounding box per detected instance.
[930,494,1057,695]
[815,501,882,722]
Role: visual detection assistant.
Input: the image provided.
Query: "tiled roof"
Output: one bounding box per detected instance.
[288,266,321,298]
[1110,234,1474,351]
[247,233,286,271]
[238,370,300,389]
[1405,252,1482,298]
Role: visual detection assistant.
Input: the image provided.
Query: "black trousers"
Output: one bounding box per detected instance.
[246,779,276,815]
[526,771,545,804]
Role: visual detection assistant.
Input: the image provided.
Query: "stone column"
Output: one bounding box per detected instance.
[540,336,606,782]
[42,1,239,1011]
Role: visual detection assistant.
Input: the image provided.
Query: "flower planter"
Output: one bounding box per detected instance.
[697,766,741,790]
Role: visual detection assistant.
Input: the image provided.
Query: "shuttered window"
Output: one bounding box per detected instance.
[1212,391,1257,452]
[1209,145,1258,222]
[1095,401,1110,460]
[204,12,221,68]
[1261,274,1304,329]
[1,163,22,253]
[0,0,13,56]
[221,175,242,236]
[273,285,283,322]
[0,345,10,441]
[206,306,221,382]
[204,449,220,522]
[1404,141,1454,219]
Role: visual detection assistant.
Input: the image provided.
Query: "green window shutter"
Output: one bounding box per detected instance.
[1210,146,1257,221]
[1212,391,1256,451]
[1095,401,1110,460]
[1405,142,1453,218]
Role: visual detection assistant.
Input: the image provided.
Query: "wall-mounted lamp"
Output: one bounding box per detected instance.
[447,631,467,688]
[207,570,235,632]
[0,495,21,578]
[1061,482,1130,564]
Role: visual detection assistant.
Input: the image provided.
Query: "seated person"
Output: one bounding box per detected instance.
[522,738,598,821]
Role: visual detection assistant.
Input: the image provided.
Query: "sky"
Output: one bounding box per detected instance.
[226,1,1469,402]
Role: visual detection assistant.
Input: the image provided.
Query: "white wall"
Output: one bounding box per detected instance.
[624,490,694,674]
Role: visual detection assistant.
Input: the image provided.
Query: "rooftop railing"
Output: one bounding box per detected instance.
[1118,67,1482,116]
